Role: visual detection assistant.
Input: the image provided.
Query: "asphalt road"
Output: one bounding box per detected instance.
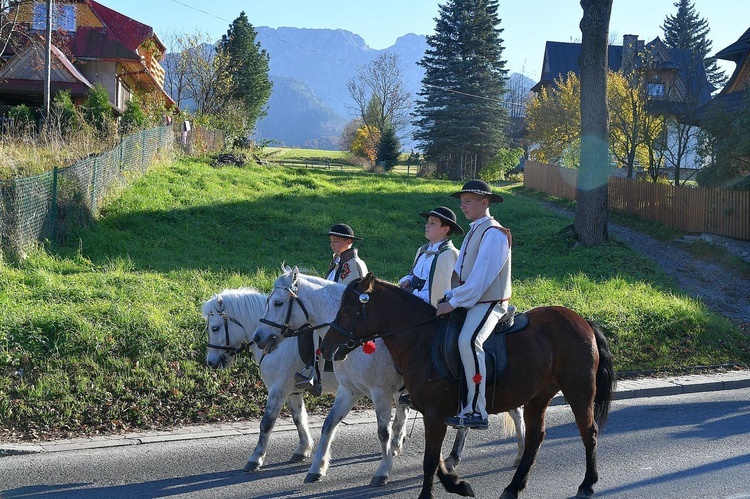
[2,384,749,499]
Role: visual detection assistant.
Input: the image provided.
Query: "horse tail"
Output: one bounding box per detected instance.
[589,320,616,429]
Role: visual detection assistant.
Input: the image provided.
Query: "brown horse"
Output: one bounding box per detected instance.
[320,273,615,499]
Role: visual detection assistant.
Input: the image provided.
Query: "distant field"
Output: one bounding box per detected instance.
[264,147,421,175]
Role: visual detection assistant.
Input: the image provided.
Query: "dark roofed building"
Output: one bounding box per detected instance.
[532,35,713,120]
[706,27,750,114]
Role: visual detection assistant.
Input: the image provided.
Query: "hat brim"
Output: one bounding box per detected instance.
[450,190,504,203]
[419,211,465,234]
[326,231,362,240]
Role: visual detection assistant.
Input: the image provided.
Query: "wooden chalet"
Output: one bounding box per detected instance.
[707,27,750,114]
[532,35,713,119]
[0,0,174,113]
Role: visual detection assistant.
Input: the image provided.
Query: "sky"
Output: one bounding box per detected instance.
[102,0,748,81]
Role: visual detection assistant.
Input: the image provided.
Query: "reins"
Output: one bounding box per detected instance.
[258,284,330,340]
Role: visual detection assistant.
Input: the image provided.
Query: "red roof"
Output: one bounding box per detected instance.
[87,0,155,53]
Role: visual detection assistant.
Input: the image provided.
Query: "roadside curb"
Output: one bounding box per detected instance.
[3,370,749,457]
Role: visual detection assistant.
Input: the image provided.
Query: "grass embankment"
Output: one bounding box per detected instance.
[1,157,748,441]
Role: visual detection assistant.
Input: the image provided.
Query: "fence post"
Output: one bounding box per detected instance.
[50,166,58,243]
[142,130,148,173]
[91,157,99,213]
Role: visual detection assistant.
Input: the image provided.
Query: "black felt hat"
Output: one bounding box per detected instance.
[419,206,465,235]
[326,223,362,240]
[450,179,504,203]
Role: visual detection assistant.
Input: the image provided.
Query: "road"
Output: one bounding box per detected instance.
[2,387,749,498]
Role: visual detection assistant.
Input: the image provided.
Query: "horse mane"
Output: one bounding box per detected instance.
[374,277,437,317]
[202,288,267,325]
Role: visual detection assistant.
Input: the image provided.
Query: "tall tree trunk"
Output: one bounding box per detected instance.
[575,0,613,246]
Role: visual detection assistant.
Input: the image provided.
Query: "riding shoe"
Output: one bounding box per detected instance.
[295,369,322,396]
[444,412,489,430]
[397,393,414,409]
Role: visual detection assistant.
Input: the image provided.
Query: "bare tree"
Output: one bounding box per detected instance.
[575,0,613,247]
[164,32,232,116]
[347,52,412,140]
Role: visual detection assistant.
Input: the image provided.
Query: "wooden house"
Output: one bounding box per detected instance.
[0,0,174,113]
[708,27,750,113]
[532,35,713,119]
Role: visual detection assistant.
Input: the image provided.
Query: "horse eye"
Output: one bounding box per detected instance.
[211,325,220,333]
[274,300,283,307]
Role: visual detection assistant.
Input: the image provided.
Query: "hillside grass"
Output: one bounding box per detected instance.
[1,157,749,441]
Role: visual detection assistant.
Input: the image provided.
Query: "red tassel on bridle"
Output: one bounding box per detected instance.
[472,373,483,384]
[363,341,376,354]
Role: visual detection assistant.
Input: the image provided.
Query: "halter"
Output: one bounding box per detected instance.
[328,286,438,351]
[206,309,253,362]
[258,284,330,340]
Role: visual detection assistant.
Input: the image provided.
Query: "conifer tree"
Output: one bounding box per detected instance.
[218,12,272,133]
[413,0,509,179]
[661,0,726,89]
[376,126,401,169]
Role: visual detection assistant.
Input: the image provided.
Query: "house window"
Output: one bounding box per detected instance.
[647,82,665,99]
[32,3,77,32]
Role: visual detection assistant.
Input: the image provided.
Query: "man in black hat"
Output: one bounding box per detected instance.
[296,223,368,394]
[399,207,464,307]
[436,180,512,430]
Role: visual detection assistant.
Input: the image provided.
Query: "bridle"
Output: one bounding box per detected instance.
[206,307,253,362]
[328,286,438,351]
[258,282,330,340]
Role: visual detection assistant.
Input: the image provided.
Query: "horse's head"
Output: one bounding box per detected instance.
[253,266,315,351]
[320,273,379,361]
[203,291,260,369]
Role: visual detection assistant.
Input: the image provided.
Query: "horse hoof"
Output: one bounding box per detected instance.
[289,453,307,463]
[575,488,595,499]
[370,475,389,487]
[304,473,323,483]
[500,489,518,499]
[444,457,459,473]
[243,461,261,473]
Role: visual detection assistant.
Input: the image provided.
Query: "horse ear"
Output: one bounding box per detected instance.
[362,272,376,292]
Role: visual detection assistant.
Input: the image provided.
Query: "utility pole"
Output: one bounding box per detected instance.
[43,0,53,120]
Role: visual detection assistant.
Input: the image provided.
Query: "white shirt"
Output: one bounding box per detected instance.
[399,240,447,304]
[448,216,509,308]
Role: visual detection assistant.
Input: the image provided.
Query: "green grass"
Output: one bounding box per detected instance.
[1,157,748,441]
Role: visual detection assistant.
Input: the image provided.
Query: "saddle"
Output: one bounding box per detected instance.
[297,330,334,372]
[431,305,528,384]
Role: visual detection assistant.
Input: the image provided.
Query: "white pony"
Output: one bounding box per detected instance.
[252,267,525,486]
[203,287,338,472]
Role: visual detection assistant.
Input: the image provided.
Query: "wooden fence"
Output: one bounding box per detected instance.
[523,160,750,241]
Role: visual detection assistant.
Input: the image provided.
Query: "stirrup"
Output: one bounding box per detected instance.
[295,366,314,388]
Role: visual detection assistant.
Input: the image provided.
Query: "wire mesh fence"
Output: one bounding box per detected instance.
[0,126,173,258]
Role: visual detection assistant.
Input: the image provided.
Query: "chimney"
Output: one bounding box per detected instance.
[622,34,639,74]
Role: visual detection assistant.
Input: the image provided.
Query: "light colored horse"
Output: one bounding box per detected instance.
[203,288,338,472]
[252,267,525,486]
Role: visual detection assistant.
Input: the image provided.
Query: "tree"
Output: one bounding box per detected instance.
[376,125,401,169]
[413,0,509,179]
[347,52,412,145]
[84,83,114,136]
[525,73,581,166]
[575,0,613,247]
[661,0,726,89]
[696,93,750,188]
[217,11,272,135]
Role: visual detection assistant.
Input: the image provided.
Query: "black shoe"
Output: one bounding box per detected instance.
[398,393,413,408]
[295,368,314,389]
[306,381,322,397]
[444,413,489,430]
